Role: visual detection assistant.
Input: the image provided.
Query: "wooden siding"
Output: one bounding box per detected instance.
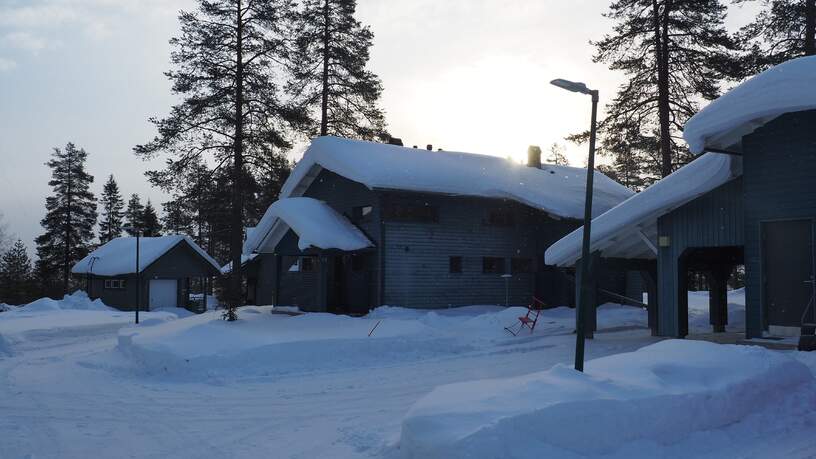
[741,109,816,337]
[380,191,579,309]
[254,169,380,307]
[657,177,745,336]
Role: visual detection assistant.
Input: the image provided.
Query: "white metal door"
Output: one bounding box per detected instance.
[149,279,178,309]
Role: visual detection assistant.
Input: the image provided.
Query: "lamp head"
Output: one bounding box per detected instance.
[550,78,593,95]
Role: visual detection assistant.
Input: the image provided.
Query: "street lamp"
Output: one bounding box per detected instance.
[123,227,141,324]
[550,78,599,372]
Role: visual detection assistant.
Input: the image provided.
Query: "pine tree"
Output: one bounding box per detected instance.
[290,0,387,139]
[139,201,163,237]
[98,175,125,243]
[546,143,569,166]
[573,0,738,187]
[135,0,308,320]
[35,143,98,292]
[162,199,193,236]
[0,239,32,305]
[733,0,816,75]
[125,194,145,236]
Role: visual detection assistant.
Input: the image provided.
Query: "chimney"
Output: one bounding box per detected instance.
[387,136,404,146]
[527,145,542,168]
[426,144,433,151]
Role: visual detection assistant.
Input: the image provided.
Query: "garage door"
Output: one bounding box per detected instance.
[149,279,178,309]
[763,220,814,327]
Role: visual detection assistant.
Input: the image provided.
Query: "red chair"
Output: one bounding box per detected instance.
[505,297,546,336]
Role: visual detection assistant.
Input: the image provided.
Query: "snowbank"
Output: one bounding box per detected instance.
[399,340,813,458]
[117,303,650,381]
[22,291,114,312]
[0,292,189,355]
[116,306,463,379]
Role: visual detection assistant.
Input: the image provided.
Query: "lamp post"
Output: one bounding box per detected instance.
[550,78,599,372]
[123,227,141,324]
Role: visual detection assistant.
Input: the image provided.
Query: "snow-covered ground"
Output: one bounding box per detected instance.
[0,289,813,458]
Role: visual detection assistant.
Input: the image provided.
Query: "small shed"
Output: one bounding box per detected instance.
[72,236,221,311]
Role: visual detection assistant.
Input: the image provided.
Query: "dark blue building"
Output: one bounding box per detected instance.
[240,137,635,313]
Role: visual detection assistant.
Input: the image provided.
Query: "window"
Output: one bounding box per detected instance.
[486,208,515,227]
[352,205,374,223]
[104,279,126,289]
[384,202,438,223]
[511,258,533,274]
[300,257,315,272]
[287,257,314,272]
[482,257,505,274]
[449,256,462,274]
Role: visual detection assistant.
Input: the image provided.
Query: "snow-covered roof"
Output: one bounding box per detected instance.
[256,197,374,253]
[220,253,259,275]
[684,56,816,154]
[545,153,742,267]
[72,235,221,276]
[245,136,633,255]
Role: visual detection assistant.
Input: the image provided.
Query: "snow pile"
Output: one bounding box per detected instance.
[116,306,461,379]
[685,55,816,154]
[0,303,17,313]
[263,197,373,251]
[244,136,634,254]
[399,340,813,459]
[117,303,650,381]
[546,152,741,266]
[0,294,187,355]
[23,291,114,312]
[72,235,220,276]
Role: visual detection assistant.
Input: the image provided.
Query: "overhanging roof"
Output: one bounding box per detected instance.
[545,153,742,267]
[255,197,373,254]
[684,56,816,154]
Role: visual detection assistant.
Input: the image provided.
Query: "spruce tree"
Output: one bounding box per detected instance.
[98,175,125,243]
[135,0,308,319]
[574,0,738,187]
[125,194,145,236]
[139,201,163,237]
[1,240,32,305]
[0,212,10,255]
[35,143,98,292]
[290,0,387,139]
[733,0,816,75]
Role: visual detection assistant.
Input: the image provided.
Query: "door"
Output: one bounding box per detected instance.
[149,279,178,309]
[763,220,814,327]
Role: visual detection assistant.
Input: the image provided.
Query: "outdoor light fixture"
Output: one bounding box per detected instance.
[550,78,593,95]
[123,227,141,325]
[551,77,599,372]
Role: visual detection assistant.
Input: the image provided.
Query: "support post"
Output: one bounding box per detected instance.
[641,263,659,336]
[709,265,729,333]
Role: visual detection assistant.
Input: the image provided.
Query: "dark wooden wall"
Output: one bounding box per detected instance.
[741,109,816,337]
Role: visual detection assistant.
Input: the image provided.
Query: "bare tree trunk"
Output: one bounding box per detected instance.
[228,0,245,320]
[320,0,330,136]
[655,0,673,178]
[806,0,816,56]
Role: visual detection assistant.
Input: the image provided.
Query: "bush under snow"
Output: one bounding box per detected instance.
[399,339,815,458]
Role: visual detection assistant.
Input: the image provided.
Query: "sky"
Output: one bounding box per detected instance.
[0,0,757,256]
